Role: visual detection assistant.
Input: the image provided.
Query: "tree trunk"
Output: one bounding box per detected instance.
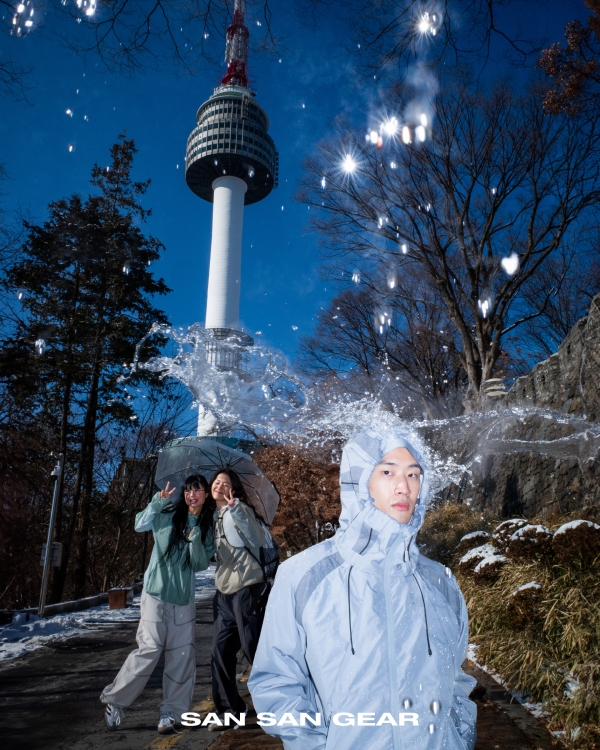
[72,354,101,599]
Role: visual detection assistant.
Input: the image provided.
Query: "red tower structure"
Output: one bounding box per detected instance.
[221,0,250,88]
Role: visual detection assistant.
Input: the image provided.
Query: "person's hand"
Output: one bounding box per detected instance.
[226,488,237,508]
[159,481,177,500]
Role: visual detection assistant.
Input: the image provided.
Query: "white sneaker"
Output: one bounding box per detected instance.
[157,712,179,735]
[104,703,125,730]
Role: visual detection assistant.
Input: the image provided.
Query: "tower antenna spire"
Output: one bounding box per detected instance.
[222,0,249,88]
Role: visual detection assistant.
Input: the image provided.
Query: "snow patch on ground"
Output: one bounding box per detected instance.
[0,568,215,662]
[460,530,489,541]
[511,581,542,595]
[459,543,498,564]
[474,554,508,572]
[554,519,600,535]
[509,524,551,541]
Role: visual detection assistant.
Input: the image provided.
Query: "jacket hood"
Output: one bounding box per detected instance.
[338,428,430,533]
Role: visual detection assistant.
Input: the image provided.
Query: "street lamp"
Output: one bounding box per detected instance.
[38,452,65,617]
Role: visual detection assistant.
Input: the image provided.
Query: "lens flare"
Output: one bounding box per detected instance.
[383,117,398,136]
[341,154,357,174]
[501,253,519,276]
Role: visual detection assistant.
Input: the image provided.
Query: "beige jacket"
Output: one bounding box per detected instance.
[214,500,266,594]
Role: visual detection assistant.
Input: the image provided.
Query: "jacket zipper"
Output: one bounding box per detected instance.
[384,534,404,750]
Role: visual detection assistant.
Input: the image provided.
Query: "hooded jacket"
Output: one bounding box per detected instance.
[213,500,266,594]
[248,429,476,750]
[135,493,214,606]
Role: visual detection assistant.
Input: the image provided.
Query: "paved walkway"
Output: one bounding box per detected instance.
[0,598,560,750]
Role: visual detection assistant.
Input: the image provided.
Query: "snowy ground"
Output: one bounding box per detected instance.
[0,568,215,662]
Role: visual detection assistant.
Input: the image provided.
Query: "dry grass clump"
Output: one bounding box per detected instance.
[473,553,508,583]
[458,515,600,749]
[492,518,528,550]
[417,502,491,566]
[456,530,490,556]
[506,582,543,629]
[458,543,499,575]
[552,520,600,566]
[506,524,553,561]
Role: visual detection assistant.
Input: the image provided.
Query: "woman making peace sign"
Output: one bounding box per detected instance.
[100,475,215,735]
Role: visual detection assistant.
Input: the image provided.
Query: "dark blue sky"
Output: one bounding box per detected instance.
[0,0,581,361]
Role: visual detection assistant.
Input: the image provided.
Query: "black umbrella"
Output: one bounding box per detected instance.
[154,437,280,524]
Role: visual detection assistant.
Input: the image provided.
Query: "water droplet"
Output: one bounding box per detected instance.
[402,698,412,709]
[428,723,436,734]
[430,700,441,715]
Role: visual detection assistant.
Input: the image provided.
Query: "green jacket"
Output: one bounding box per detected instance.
[135,493,215,606]
[214,500,266,595]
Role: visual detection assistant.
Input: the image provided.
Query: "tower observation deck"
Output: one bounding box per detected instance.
[185,0,278,436]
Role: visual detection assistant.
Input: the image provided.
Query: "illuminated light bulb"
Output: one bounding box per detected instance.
[416,125,426,142]
[352,272,360,283]
[35,338,46,355]
[17,3,25,12]
[341,154,357,174]
[390,161,397,169]
[501,252,519,276]
[370,130,378,144]
[68,144,74,152]
[378,217,384,228]
[402,127,411,144]
[379,325,384,334]
[123,264,130,275]
[24,19,32,26]
[321,176,326,189]
[420,113,428,127]
[402,243,408,254]
[491,187,497,195]
[377,135,383,148]
[249,168,255,178]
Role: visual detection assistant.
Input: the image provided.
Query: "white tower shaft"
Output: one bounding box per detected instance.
[205,176,248,329]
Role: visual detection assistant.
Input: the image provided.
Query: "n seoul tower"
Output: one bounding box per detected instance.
[185,0,278,343]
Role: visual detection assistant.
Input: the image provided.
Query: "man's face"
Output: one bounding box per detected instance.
[368,447,422,524]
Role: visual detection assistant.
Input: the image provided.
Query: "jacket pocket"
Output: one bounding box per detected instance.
[141,591,164,622]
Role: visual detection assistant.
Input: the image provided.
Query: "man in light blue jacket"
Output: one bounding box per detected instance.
[248,428,477,750]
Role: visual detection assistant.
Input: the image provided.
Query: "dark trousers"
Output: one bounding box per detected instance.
[211,582,270,714]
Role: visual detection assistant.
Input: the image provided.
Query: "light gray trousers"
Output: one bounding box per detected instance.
[101,591,197,718]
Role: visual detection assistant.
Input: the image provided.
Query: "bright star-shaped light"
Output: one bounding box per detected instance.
[341,154,357,174]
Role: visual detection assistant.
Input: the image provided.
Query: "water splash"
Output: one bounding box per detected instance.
[128,325,600,504]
